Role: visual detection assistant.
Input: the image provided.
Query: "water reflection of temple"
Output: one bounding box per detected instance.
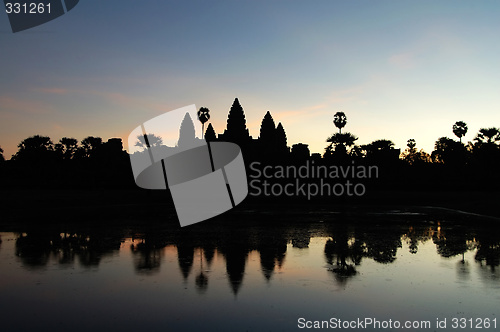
[12,219,500,291]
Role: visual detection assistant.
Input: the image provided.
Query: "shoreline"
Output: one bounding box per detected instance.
[1,188,499,227]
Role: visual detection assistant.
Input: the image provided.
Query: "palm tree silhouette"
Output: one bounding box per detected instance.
[452,121,468,143]
[197,107,210,139]
[326,132,358,147]
[407,139,416,150]
[333,111,347,134]
[475,127,500,144]
[56,137,78,160]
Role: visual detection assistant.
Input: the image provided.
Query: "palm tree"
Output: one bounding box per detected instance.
[475,127,500,144]
[452,121,468,143]
[333,112,347,133]
[197,107,210,139]
[79,136,102,158]
[407,139,416,150]
[326,132,358,147]
[12,135,54,161]
[55,137,78,159]
[403,139,430,165]
[326,132,358,157]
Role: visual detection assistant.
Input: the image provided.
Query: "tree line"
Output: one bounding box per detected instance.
[0,101,499,191]
[0,135,131,189]
[324,111,500,167]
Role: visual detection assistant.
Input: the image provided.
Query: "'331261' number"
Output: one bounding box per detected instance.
[5,3,51,14]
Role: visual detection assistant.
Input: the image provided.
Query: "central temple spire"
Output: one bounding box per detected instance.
[222,98,251,144]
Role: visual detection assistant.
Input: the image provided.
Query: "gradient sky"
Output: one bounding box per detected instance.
[1,0,499,159]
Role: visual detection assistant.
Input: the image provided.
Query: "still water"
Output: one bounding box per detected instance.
[0,209,499,331]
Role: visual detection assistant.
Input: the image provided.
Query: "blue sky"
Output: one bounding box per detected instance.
[1,0,499,158]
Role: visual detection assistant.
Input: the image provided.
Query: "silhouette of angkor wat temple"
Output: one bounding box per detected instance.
[205,97,305,163]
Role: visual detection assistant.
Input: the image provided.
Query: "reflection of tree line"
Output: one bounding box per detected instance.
[324,222,404,284]
[15,230,123,268]
[13,222,500,290]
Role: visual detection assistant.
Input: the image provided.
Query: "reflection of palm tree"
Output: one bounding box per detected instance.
[324,223,365,286]
[403,225,432,254]
[456,259,470,281]
[333,112,347,133]
[364,226,402,264]
[131,240,162,274]
[432,225,470,259]
[474,230,500,271]
[452,121,468,143]
[195,247,208,293]
[197,107,210,139]
[325,238,359,286]
[455,239,477,281]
